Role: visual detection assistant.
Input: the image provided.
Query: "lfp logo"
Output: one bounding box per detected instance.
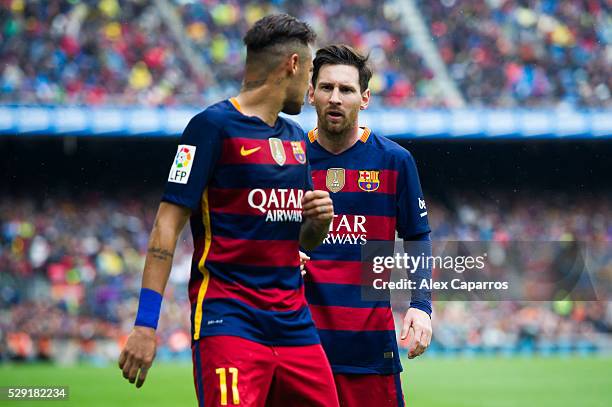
[175,146,192,168]
[168,144,196,184]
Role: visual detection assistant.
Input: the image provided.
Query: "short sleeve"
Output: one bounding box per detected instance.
[161,112,222,210]
[396,151,431,239]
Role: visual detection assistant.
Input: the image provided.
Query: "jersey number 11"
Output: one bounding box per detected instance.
[215,367,240,405]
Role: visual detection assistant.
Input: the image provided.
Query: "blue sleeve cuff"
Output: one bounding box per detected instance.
[409,300,432,317]
[406,232,432,317]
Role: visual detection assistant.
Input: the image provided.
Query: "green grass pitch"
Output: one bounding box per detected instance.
[1,356,610,406]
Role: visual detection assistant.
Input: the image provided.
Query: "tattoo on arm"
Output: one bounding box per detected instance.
[148,247,174,262]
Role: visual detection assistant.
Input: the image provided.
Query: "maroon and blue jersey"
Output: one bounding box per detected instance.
[162,99,319,346]
[304,127,431,374]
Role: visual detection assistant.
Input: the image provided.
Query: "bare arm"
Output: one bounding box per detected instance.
[142,202,191,293]
[118,201,190,388]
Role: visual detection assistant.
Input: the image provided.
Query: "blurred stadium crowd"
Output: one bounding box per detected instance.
[417,0,611,107]
[1,193,611,363]
[0,0,610,365]
[1,0,610,107]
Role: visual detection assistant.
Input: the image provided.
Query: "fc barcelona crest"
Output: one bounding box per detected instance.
[290,141,306,164]
[326,168,345,193]
[268,138,286,166]
[358,170,380,192]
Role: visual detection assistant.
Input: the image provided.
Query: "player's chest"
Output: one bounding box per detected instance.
[310,162,398,215]
[221,135,307,165]
[216,136,308,184]
[310,153,398,194]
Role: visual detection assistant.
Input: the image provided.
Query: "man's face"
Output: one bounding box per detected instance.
[282,46,314,115]
[309,64,369,137]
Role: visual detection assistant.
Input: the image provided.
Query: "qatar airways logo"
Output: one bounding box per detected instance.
[323,214,368,245]
[248,188,304,222]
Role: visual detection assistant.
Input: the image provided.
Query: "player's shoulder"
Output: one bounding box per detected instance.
[367,130,415,162]
[304,127,317,144]
[278,115,306,138]
[191,99,235,127]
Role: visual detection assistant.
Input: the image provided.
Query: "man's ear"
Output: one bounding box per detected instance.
[308,83,315,104]
[360,88,371,110]
[286,53,299,76]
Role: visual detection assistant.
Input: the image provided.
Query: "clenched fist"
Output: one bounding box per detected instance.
[302,190,334,221]
[299,190,334,250]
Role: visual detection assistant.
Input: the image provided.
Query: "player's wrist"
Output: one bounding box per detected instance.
[409,302,432,318]
[306,214,332,231]
[133,325,157,338]
[134,288,163,330]
[311,217,332,231]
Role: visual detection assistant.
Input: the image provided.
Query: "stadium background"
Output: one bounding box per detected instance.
[0,0,611,406]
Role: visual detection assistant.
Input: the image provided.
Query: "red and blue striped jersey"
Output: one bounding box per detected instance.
[162,99,319,346]
[304,127,431,374]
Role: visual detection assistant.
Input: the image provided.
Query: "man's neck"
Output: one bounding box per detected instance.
[235,84,284,127]
[317,124,361,155]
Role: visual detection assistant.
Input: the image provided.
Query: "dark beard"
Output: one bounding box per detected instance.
[317,106,354,137]
[282,100,303,115]
[321,121,350,138]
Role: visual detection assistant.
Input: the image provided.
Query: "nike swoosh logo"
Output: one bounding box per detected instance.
[240,146,261,156]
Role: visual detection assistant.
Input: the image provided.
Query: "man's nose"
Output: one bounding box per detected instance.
[329,87,341,104]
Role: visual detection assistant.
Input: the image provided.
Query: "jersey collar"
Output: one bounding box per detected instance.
[229,97,242,113]
[307,127,371,144]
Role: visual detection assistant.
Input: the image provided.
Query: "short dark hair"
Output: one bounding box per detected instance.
[312,44,372,92]
[244,14,316,62]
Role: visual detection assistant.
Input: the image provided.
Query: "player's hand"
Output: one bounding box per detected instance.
[299,190,333,250]
[301,190,334,223]
[118,326,157,388]
[401,308,432,359]
[299,251,310,276]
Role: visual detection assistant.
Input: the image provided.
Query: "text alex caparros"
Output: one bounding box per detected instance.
[371,253,510,291]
